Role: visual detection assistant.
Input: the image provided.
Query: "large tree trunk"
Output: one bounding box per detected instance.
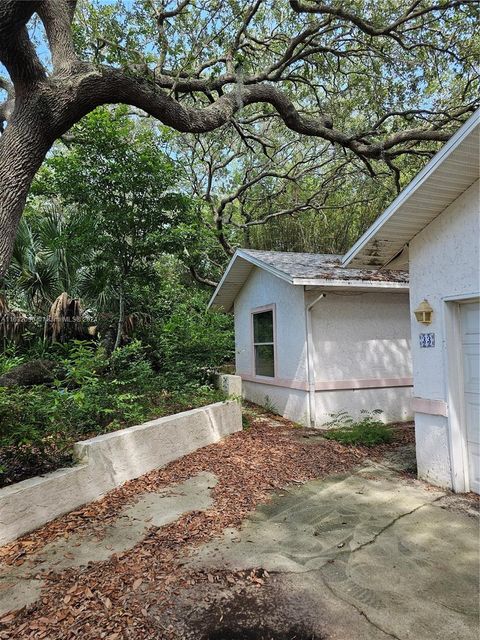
[0,98,52,278]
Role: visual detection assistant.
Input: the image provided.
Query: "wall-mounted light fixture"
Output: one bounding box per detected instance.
[414,299,433,325]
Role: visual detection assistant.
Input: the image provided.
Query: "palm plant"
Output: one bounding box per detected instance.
[8,200,85,313]
[3,201,94,342]
[5,199,150,347]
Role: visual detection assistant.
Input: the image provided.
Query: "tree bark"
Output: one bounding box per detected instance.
[0,98,53,277]
[114,286,125,351]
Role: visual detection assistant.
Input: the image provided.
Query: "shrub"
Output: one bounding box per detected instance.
[157,301,234,389]
[53,340,158,435]
[0,351,25,376]
[0,340,227,486]
[0,384,73,484]
[321,409,393,446]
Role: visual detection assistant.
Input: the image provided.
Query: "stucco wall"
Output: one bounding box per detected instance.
[413,414,451,487]
[242,380,309,425]
[234,268,310,424]
[309,291,412,424]
[234,267,308,381]
[409,179,480,487]
[234,267,412,425]
[0,401,241,546]
[315,387,413,425]
[309,291,411,380]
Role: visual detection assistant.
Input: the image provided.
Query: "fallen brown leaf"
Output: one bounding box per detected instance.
[0,409,414,640]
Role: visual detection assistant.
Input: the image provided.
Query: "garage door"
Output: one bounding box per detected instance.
[460,301,480,494]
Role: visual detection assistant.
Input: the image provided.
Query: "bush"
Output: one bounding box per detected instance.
[157,300,234,389]
[0,384,73,484]
[0,351,25,375]
[0,340,226,486]
[321,409,393,446]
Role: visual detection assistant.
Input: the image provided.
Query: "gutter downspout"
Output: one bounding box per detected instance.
[305,290,325,428]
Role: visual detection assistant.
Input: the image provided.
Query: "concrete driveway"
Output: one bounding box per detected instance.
[0,416,478,640]
[178,457,479,640]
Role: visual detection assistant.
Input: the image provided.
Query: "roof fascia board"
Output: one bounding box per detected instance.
[293,277,409,290]
[207,248,293,310]
[207,250,242,310]
[342,108,480,267]
[235,249,294,284]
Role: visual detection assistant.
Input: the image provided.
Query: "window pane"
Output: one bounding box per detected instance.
[253,311,273,343]
[255,344,275,377]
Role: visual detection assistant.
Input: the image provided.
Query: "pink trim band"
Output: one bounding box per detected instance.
[412,397,448,417]
[239,373,413,392]
[240,373,307,390]
[316,377,413,391]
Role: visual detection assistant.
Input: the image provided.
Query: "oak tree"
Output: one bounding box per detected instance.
[0,0,478,276]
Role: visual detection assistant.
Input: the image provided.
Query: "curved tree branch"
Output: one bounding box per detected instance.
[37,0,78,72]
[89,68,454,160]
[289,0,477,38]
[189,266,217,288]
[0,1,45,91]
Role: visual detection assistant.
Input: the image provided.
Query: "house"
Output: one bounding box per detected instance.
[209,249,413,427]
[343,108,479,493]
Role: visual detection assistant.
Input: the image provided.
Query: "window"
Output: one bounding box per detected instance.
[253,309,275,377]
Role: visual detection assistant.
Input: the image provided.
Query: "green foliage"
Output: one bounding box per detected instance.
[241,413,250,430]
[18,106,198,348]
[7,200,88,313]
[156,295,234,389]
[0,341,226,486]
[37,108,191,257]
[111,255,235,384]
[262,395,277,414]
[322,409,393,446]
[0,351,24,376]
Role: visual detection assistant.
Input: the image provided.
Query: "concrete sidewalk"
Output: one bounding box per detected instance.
[0,472,217,615]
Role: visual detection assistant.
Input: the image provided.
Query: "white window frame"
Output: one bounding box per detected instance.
[251,304,277,379]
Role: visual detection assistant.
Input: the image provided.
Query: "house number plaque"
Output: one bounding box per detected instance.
[419,333,435,348]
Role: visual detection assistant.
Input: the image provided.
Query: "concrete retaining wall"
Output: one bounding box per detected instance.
[0,400,241,547]
[216,373,242,397]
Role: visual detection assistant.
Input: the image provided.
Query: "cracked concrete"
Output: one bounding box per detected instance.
[187,462,446,572]
[0,472,217,615]
[184,461,479,640]
[1,449,478,640]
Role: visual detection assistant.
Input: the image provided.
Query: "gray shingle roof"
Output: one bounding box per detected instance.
[208,248,409,311]
[241,249,409,283]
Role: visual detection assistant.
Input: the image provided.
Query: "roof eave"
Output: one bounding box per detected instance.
[207,248,293,312]
[207,250,240,312]
[342,108,480,268]
[293,277,409,290]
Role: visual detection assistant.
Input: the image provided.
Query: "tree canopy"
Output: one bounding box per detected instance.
[7,106,200,347]
[0,0,478,276]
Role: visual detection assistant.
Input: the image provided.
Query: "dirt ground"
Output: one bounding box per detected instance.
[0,407,477,640]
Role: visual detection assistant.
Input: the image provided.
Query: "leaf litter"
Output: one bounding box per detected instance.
[0,409,414,639]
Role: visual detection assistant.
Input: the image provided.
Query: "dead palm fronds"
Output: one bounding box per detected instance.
[46,292,83,343]
[0,295,29,343]
[123,311,151,336]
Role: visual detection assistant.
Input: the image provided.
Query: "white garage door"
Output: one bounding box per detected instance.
[460,301,480,494]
